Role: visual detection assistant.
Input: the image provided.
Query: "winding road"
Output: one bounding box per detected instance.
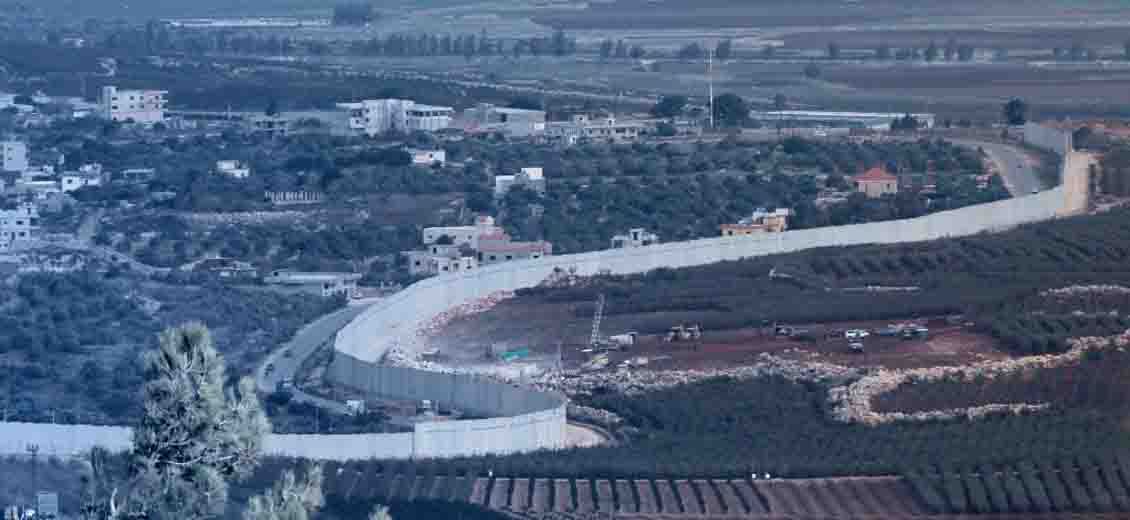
[255,302,373,413]
[953,139,1046,196]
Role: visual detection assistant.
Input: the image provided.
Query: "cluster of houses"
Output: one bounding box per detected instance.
[404,215,552,277]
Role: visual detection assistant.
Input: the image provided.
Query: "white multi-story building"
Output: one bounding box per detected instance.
[337,99,453,137]
[1,141,28,173]
[0,203,38,249]
[100,86,168,124]
[216,160,251,179]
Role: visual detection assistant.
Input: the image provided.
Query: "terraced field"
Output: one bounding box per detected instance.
[322,465,931,517]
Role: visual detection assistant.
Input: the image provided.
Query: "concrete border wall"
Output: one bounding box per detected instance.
[1024,122,1072,157]
[0,127,1084,461]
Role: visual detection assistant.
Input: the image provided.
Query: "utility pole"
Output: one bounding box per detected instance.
[707,44,714,131]
[27,443,39,511]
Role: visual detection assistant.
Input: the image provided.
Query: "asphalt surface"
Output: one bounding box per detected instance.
[255,302,373,413]
[953,139,1045,196]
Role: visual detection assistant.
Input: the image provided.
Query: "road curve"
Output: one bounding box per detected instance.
[255,302,373,413]
[953,139,1046,196]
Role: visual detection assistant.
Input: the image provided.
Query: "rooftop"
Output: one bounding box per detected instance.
[479,239,551,254]
[854,167,898,182]
[266,271,360,284]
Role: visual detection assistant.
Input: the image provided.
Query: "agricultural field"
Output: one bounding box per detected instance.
[907,458,1130,515]
[441,205,1130,364]
[407,205,1130,484]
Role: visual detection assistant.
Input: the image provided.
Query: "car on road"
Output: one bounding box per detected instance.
[845,329,870,339]
[282,348,293,358]
[265,363,275,374]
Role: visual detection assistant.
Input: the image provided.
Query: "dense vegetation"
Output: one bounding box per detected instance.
[322,375,1130,479]
[907,457,1130,514]
[513,206,1130,355]
[319,498,507,520]
[0,272,340,425]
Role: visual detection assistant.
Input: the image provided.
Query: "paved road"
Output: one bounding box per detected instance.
[953,139,1045,196]
[255,302,373,413]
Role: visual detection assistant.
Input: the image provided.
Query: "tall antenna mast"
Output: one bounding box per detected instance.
[707,44,714,131]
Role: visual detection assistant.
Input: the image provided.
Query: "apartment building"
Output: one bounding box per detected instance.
[100,86,168,124]
[0,203,38,249]
[1,141,28,173]
[337,99,454,137]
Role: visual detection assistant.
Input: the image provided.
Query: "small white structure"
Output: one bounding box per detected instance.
[345,400,366,415]
[118,168,156,184]
[611,228,659,249]
[264,270,360,298]
[216,160,251,179]
[408,148,446,167]
[60,165,105,192]
[100,86,167,124]
[337,99,454,137]
[494,167,546,199]
[1,141,28,173]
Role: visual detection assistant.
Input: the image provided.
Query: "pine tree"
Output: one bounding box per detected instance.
[84,323,271,520]
[243,465,325,520]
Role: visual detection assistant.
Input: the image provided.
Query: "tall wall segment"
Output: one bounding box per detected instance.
[0,126,1083,460]
[327,125,1083,459]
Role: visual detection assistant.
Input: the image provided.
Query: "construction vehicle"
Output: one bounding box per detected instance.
[608,332,638,347]
[664,324,702,342]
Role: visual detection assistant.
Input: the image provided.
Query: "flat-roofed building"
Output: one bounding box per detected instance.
[720,208,792,236]
[337,99,454,137]
[462,103,547,137]
[100,86,167,124]
[264,270,360,298]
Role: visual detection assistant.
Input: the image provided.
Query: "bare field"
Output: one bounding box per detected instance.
[782,26,1130,51]
[433,300,1007,373]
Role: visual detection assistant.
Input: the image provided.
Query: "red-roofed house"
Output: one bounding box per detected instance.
[853,167,899,198]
